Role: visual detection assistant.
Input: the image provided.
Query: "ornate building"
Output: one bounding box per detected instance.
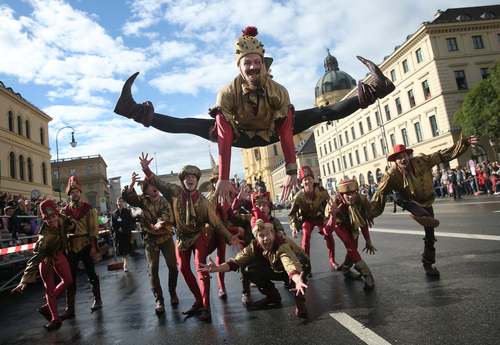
[0,81,53,198]
[314,5,500,191]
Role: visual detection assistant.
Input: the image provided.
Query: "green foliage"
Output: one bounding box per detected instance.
[454,61,500,139]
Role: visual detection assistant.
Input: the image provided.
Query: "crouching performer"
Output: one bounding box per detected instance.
[200,218,311,318]
[122,171,179,314]
[11,200,73,331]
[326,179,376,290]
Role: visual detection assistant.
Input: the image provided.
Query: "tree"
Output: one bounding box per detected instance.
[454,61,500,140]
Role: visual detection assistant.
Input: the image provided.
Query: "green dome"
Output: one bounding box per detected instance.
[315,49,356,98]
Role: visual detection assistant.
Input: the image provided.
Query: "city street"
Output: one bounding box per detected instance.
[1,195,499,345]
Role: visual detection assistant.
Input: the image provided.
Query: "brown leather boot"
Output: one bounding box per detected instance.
[357,56,395,108]
[355,260,375,290]
[422,240,440,278]
[114,72,155,127]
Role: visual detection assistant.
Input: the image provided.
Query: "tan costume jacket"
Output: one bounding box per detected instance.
[63,201,98,253]
[371,138,470,217]
[216,74,290,142]
[289,187,330,231]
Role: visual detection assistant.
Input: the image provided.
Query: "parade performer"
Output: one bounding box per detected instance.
[122,172,179,314]
[114,26,395,204]
[326,179,376,290]
[111,197,135,272]
[61,176,102,319]
[199,218,310,318]
[11,199,73,331]
[289,166,336,270]
[139,153,242,322]
[371,135,479,277]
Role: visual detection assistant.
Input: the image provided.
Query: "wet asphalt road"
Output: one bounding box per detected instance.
[1,195,499,345]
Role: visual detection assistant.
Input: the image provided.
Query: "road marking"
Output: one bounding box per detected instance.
[330,312,392,345]
[371,228,500,241]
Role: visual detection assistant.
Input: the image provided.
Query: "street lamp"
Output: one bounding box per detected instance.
[56,126,77,201]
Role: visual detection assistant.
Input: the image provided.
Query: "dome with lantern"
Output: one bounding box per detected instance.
[315,49,356,101]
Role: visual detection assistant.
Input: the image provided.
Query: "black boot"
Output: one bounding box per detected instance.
[44,319,62,331]
[197,308,212,322]
[357,56,395,108]
[422,239,440,278]
[294,295,308,319]
[61,289,76,320]
[38,304,52,322]
[168,269,179,307]
[114,72,155,127]
[153,289,165,315]
[355,260,375,290]
[182,302,203,316]
[90,280,103,312]
[252,286,282,309]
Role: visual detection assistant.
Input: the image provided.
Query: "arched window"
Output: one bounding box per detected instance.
[19,155,25,180]
[42,162,47,185]
[40,127,45,145]
[8,111,14,131]
[17,116,22,135]
[27,157,33,182]
[25,120,30,138]
[376,168,383,183]
[9,152,16,178]
[359,174,366,186]
[367,171,374,184]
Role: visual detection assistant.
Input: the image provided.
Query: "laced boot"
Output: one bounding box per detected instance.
[294,294,308,319]
[90,281,103,312]
[355,260,375,290]
[252,286,282,309]
[38,304,52,322]
[44,319,62,331]
[114,72,155,127]
[422,239,440,278]
[357,56,396,108]
[411,215,440,228]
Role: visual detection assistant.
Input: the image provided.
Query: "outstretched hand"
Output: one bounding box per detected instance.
[139,152,154,171]
[467,136,479,147]
[290,272,308,296]
[281,174,299,203]
[199,256,217,274]
[363,241,377,255]
[11,283,27,294]
[237,184,250,201]
[215,180,238,209]
[130,171,140,188]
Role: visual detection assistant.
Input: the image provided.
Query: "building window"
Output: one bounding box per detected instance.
[319,146,323,157]
[8,111,14,131]
[324,144,328,155]
[422,80,431,100]
[355,150,360,165]
[429,115,439,137]
[384,105,391,121]
[9,152,16,178]
[273,144,278,156]
[337,158,342,171]
[472,35,484,49]
[17,116,22,135]
[333,138,338,150]
[351,127,356,140]
[454,70,468,90]
[348,153,353,167]
[363,146,368,161]
[375,111,381,126]
[366,117,372,131]
[447,37,458,51]
[371,142,377,158]
[344,131,349,143]
[380,139,387,155]
[480,68,489,80]
[415,48,423,63]
[327,162,331,175]
[323,164,327,176]
[390,133,396,147]
[69,168,77,176]
[401,128,409,146]
[402,59,409,73]
[25,120,30,139]
[339,134,343,147]
[253,149,261,161]
[342,156,347,169]
[27,157,33,182]
[359,122,364,135]
[395,97,402,115]
[390,69,396,82]
[40,128,45,145]
[407,89,416,108]
[328,141,332,152]
[42,162,47,185]
[414,122,423,143]
[19,155,25,180]
[330,160,335,173]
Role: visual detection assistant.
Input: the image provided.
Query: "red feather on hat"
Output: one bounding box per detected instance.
[242,26,258,37]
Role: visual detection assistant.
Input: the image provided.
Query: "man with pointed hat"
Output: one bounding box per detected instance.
[138,153,242,322]
[371,135,479,277]
[326,179,376,290]
[289,166,336,271]
[61,175,102,319]
[114,26,395,206]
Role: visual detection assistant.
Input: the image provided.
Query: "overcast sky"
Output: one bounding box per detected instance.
[0,0,494,186]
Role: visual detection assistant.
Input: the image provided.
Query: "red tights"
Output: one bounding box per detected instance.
[334,225,362,263]
[301,220,336,268]
[39,252,73,321]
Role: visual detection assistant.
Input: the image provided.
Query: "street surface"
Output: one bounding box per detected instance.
[1,195,499,345]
